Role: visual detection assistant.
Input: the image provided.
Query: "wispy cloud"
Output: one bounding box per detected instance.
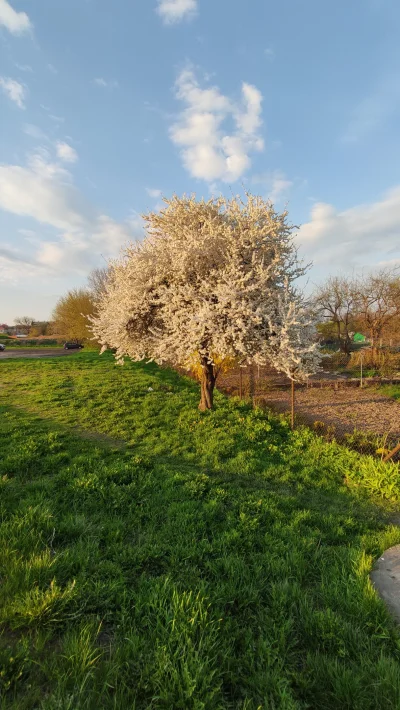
[264,47,274,58]
[0,77,26,108]
[252,171,293,204]
[146,188,162,198]
[23,124,48,141]
[0,150,142,280]
[56,141,78,164]
[0,0,32,35]
[94,77,118,89]
[157,0,197,24]
[170,68,264,183]
[15,63,33,73]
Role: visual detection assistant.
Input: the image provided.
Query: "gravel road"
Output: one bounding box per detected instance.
[0,348,79,359]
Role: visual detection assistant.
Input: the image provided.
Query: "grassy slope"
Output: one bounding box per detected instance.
[1,353,400,709]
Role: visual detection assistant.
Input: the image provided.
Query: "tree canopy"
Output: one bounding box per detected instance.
[91,194,320,408]
[52,289,95,343]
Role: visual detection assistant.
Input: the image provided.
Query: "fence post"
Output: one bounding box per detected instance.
[360,352,363,389]
[239,367,243,400]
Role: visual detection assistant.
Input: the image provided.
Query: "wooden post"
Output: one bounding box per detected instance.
[291,379,295,429]
[360,352,363,389]
[383,441,400,463]
[239,367,243,399]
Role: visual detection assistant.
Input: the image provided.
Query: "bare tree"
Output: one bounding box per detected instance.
[87,267,112,303]
[14,316,35,335]
[354,269,400,355]
[312,276,356,354]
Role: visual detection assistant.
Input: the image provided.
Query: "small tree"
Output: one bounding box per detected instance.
[91,194,316,410]
[29,321,50,337]
[267,283,321,425]
[52,289,95,343]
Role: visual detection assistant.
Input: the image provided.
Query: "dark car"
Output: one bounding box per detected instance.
[63,342,84,350]
[0,343,5,351]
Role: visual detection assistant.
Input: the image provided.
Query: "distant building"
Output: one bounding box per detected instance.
[3,325,25,336]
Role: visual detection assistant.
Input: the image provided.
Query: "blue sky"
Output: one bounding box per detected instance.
[1,0,400,323]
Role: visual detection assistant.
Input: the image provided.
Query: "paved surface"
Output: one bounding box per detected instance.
[370,545,400,623]
[0,348,79,359]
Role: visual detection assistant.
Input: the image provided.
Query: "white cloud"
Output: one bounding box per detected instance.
[157,0,197,24]
[0,0,31,35]
[297,186,400,270]
[94,77,118,89]
[0,77,26,108]
[56,141,78,164]
[146,188,162,198]
[0,151,142,281]
[264,47,274,58]
[170,69,264,183]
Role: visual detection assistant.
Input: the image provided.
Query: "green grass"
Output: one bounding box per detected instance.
[379,384,400,401]
[1,352,400,709]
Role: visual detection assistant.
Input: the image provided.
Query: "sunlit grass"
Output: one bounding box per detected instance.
[1,353,400,708]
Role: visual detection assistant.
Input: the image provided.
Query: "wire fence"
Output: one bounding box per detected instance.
[215,364,400,462]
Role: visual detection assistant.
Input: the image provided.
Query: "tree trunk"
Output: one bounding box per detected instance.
[198,357,216,410]
[336,320,344,352]
[291,379,295,429]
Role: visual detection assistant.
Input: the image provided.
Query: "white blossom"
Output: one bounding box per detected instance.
[90,194,320,394]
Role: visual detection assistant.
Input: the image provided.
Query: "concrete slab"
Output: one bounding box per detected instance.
[370,545,400,623]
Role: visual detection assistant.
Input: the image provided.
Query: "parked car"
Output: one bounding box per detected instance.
[63,342,84,350]
[0,343,5,351]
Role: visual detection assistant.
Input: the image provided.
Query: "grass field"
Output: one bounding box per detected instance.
[1,352,400,709]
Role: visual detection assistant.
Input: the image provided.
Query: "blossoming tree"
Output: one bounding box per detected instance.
[91,193,320,409]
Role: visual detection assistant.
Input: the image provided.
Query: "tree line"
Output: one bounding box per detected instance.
[313,271,400,355]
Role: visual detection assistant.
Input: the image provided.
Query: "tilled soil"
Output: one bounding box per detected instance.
[216,366,400,440]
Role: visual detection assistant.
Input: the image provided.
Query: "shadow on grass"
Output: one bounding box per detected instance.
[1,359,400,708]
